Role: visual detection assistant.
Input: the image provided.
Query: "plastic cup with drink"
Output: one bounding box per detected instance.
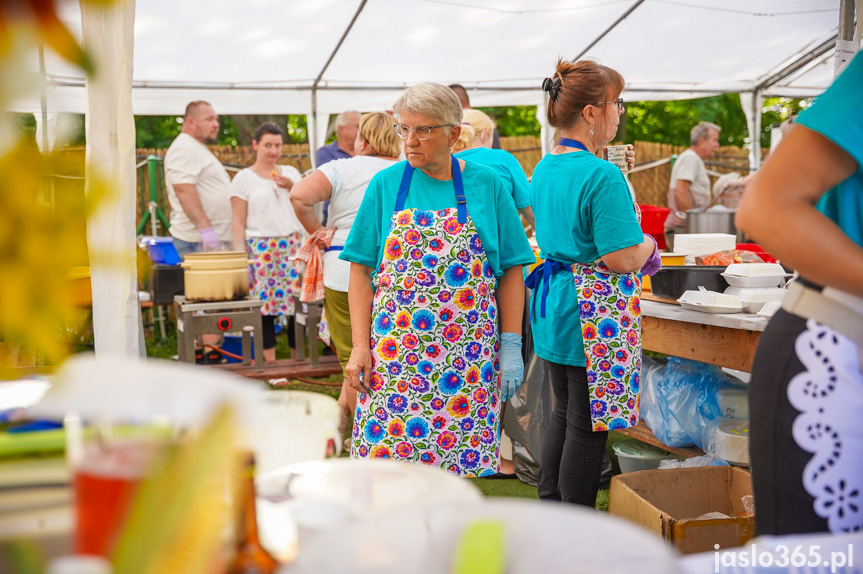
[66,415,171,557]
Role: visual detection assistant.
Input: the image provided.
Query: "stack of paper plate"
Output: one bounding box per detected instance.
[672,234,737,258]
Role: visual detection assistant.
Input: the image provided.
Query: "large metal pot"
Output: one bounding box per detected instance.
[684,209,744,242]
[180,251,251,302]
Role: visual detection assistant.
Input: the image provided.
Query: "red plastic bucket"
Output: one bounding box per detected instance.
[638,205,670,250]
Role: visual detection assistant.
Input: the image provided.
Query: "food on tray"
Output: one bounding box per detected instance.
[696,250,764,266]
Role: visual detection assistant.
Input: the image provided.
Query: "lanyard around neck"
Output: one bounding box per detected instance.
[558,137,591,153]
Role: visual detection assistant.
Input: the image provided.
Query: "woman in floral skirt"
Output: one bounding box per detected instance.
[231,122,305,361]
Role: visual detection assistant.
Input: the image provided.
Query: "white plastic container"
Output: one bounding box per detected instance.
[612,439,680,473]
[677,288,743,314]
[707,420,750,466]
[757,301,783,317]
[722,263,790,288]
[250,391,343,476]
[723,286,787,313]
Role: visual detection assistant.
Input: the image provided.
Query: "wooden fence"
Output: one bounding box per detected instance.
[133,138,757,228]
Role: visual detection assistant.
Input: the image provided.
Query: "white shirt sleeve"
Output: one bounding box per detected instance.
[230,169,253,201]
[673,152,701,184]
[164,138,203,186]
[317,159,342,199]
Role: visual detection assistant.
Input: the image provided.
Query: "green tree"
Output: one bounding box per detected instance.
[477,106,541,137]
[134,115,307,149]
[621,94,809,148]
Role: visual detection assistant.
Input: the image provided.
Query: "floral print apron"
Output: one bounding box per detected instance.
[351,156,502,477]
[247,233,302,316]
[573,202,643,431]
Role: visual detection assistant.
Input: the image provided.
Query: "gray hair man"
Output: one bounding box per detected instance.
[316,110,361,168]
[664,121,722,250]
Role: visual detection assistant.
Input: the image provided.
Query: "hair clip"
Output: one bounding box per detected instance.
[541,76,562,101]
[461,122,471,125]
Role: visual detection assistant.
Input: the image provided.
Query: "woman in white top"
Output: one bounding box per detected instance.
[291,112,400,415]
[231,122,305,362]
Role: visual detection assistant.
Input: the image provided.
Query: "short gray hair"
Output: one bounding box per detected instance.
[691,121,721,146]
[335,110,360,128]
[393,83,463,127]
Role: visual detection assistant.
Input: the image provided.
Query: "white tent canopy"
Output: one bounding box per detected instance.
[10,0,856,359]
[15,0,845,118]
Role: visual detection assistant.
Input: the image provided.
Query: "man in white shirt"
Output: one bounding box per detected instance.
[664,121,721,251]
[165,101,233,257]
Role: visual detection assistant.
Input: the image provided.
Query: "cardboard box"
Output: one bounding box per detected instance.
[609,466,755,554]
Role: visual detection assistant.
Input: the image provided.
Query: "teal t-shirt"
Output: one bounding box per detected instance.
[798,51,863,247]
[454,147,530,209]
[529,151,644,366]
[340,159,535,280]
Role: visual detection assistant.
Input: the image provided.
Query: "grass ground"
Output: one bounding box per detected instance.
[143,328,628,510]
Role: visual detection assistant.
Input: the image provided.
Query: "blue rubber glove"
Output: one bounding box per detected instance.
[641,234,662,277]
[500,332,524,402]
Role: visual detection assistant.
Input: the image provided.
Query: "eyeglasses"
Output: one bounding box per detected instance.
[393,123,454,140]
[594,99,625,113]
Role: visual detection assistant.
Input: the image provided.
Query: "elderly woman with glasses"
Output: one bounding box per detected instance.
[339,83,535,477]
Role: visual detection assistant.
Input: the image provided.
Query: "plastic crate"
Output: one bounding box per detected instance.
[638,205,670,250]
[649,265,728,300]
[222,333,255,363]
[145,236,181,265]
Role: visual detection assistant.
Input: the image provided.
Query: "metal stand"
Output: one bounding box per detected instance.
[138,155,172,340]
[292,296,323,368]
[174,296,264,372]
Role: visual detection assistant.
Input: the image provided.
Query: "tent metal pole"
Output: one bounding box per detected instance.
[310,0,368,164]
[310,88,318,169]
[572,0,645,61]
[754,35,836,92]
[839,0,855,41]
[37,44,55,210]
[834,0,858,77]
[749,90,761,172]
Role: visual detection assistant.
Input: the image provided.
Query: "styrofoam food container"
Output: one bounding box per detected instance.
[723,286,786,313]
[757,301,782,317]
[677,289,743,314]
[722,263,790,288]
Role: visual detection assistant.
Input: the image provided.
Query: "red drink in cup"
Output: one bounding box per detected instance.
[73,439,163,556]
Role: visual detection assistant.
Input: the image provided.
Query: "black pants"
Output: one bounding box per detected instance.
[749,306,829,535]
[538,361,608,506]
[261,315,296,350]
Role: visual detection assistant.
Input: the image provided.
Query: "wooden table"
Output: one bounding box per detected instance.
[641,296,769,372]
[618,296,769,456]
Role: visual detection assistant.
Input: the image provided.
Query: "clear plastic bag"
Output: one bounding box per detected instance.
[640,357,746,448]
[658,454,729,469]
